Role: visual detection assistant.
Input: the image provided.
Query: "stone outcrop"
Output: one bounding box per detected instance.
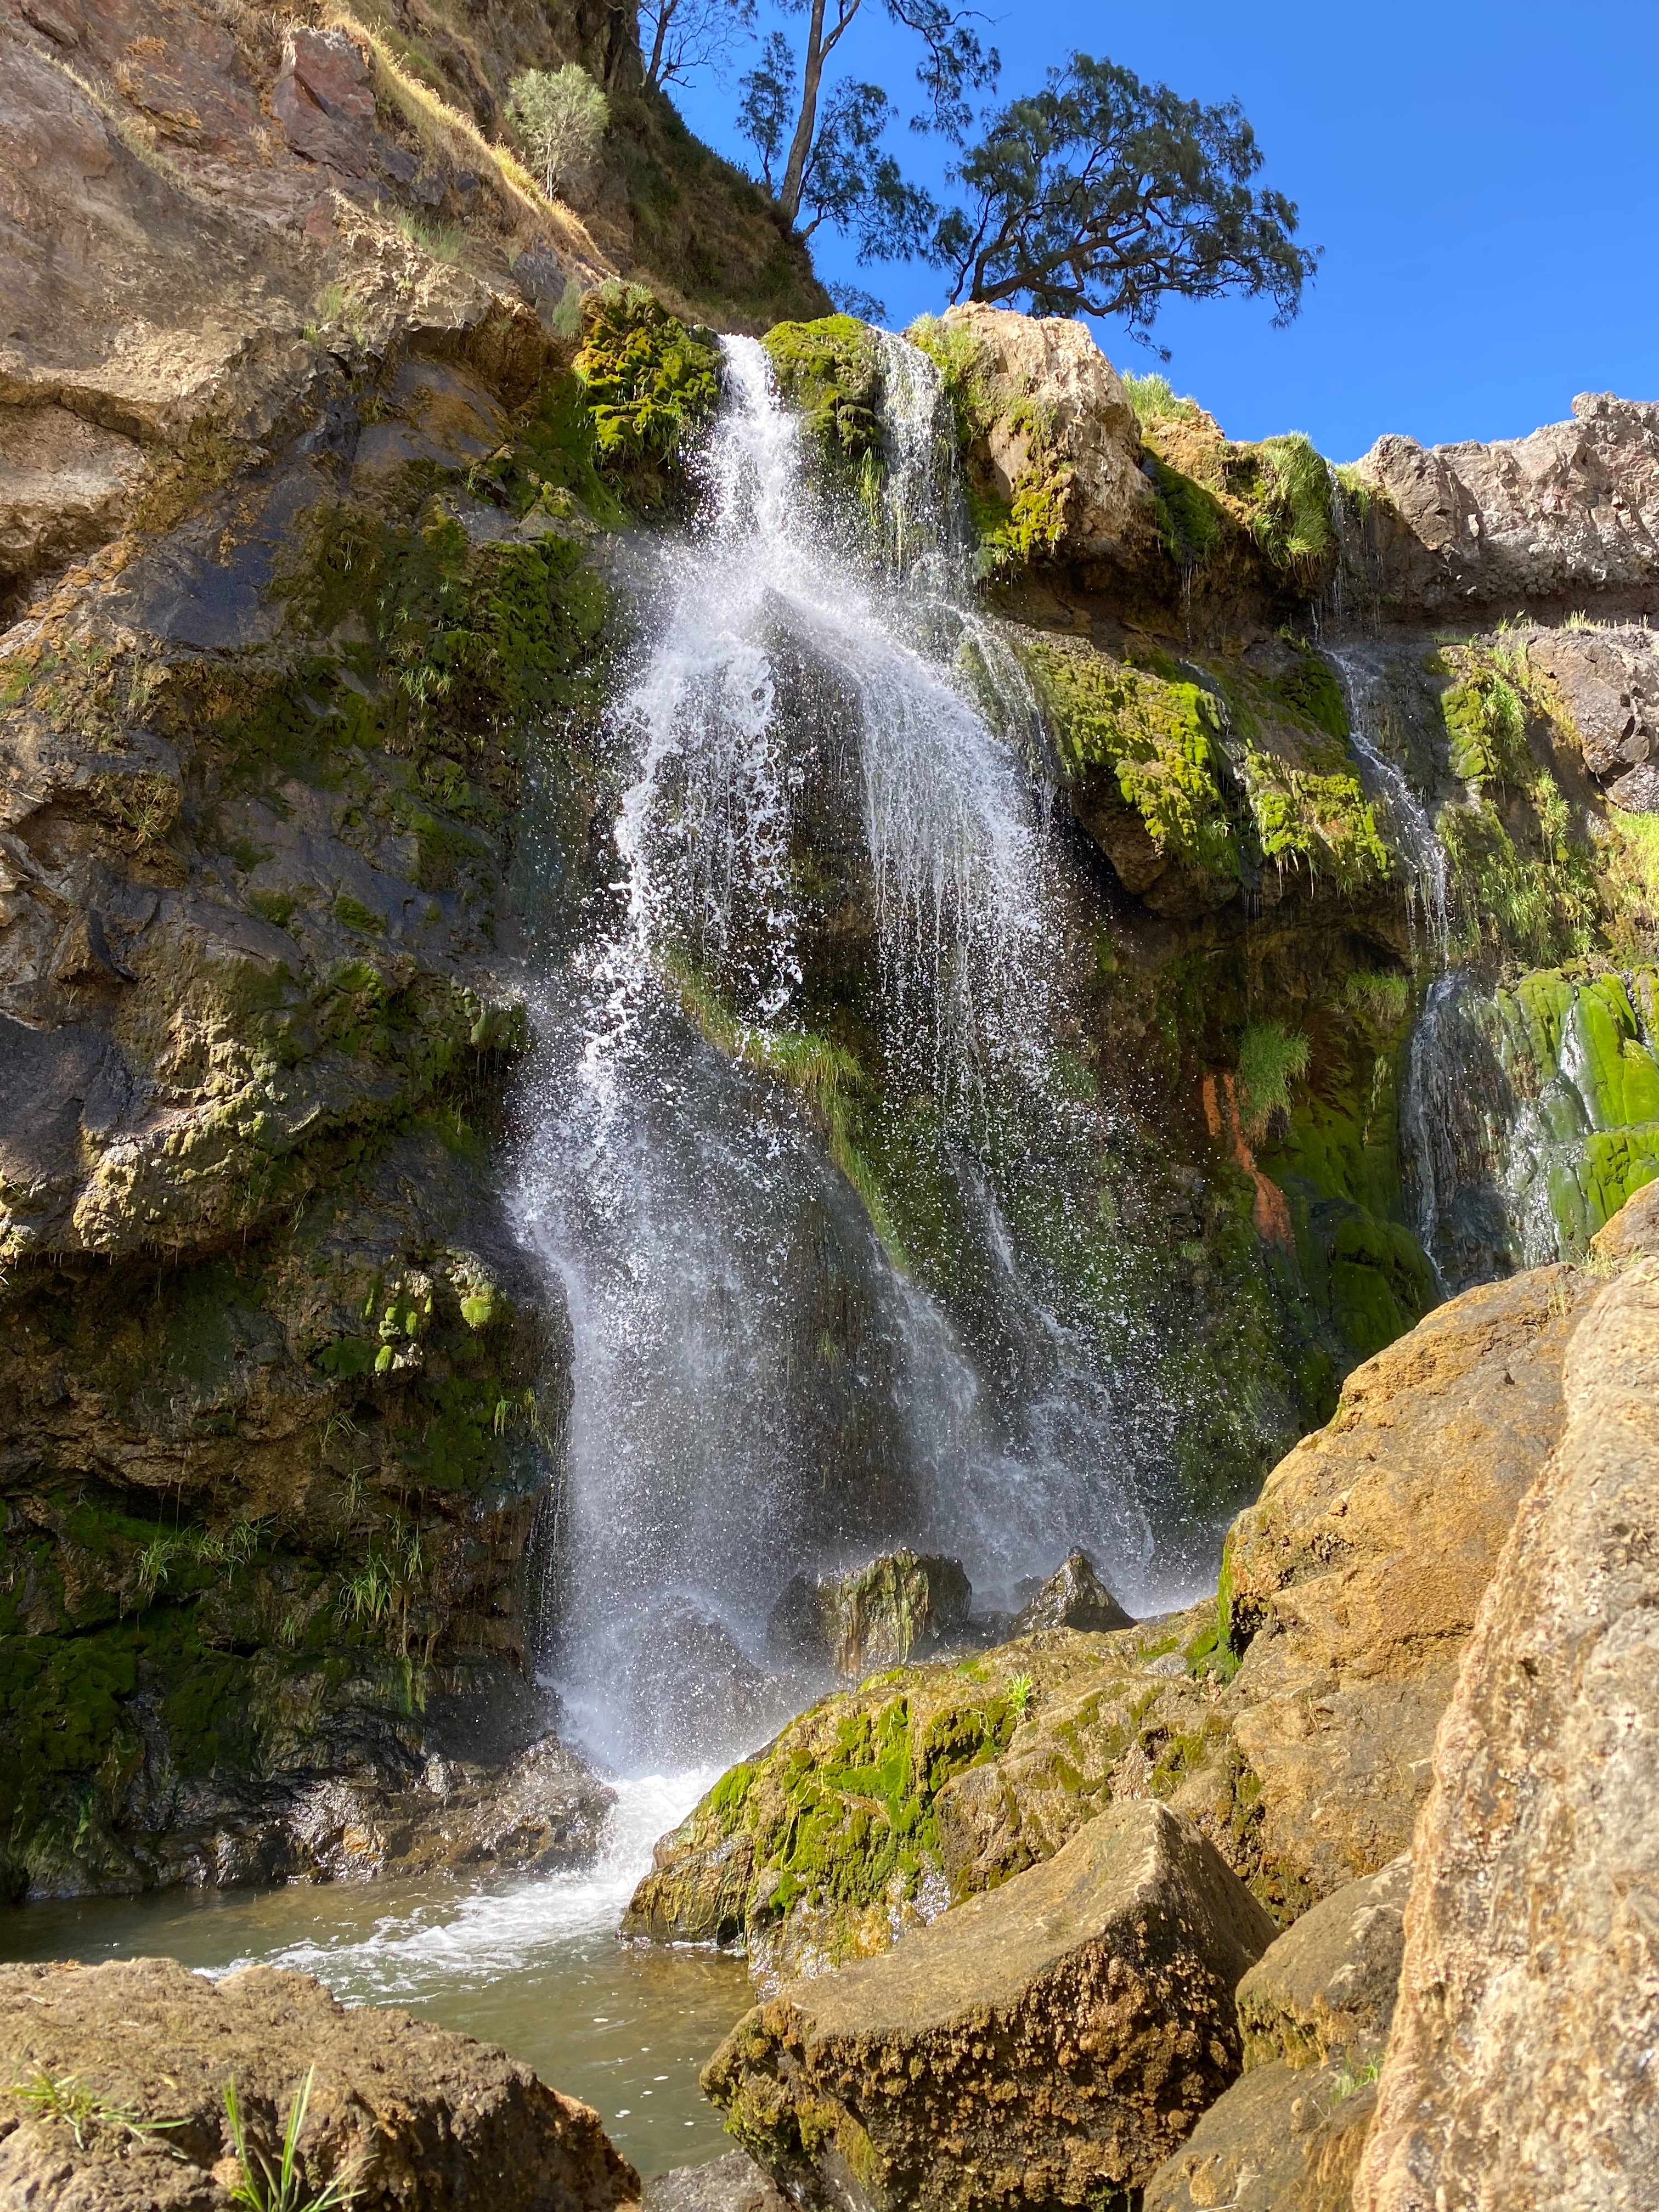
[1356,1254,1659,2211]
[1146,1855,1409,2212]
[1352,393,1659,620]
[630,1251,1595,1980]
[1011,1548,1135,1636]
[702,1800,1277,2212]
[0,1954,640,2211]
[767,1549,972,1677]
[931,304,1158,572]
[1217,1261,1598,1906]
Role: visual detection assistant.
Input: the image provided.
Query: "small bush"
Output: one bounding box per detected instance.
[1122,371,1201,426]
[507,65,609,202]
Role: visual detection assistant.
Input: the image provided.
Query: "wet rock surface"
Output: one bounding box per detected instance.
[703,1800,1277,2212]
[1010,1548,1134,1636]
[767,1549,973,1678]
[644,2151,789,2212]
[0,1955,641,2211]
[1357,1254,1659,2212]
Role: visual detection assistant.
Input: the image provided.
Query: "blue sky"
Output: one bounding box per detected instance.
[670,0,1658,460]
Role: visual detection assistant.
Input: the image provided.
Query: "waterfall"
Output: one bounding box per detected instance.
[1324,642,1449,964]
[514,334,1175,1771]
[1398,973,1520,1292]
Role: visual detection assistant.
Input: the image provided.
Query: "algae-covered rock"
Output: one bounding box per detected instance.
[1357,1256,1659,2212]
[702,1800,1277,2212]
[0,1955,640,2212]
[1011,1549,1133,1635]
[909,304,1155,574]
[768,1550,972,1677]
[574,282,723,510]
[759,316,885,482]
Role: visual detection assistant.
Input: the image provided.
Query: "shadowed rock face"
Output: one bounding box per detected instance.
[1146,1855,1410,2212]
[702,1800,1277,2212]
[1357,1251,1659,2212]
[0,1954,641,2211]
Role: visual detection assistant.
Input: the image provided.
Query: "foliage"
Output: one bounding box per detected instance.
[640,0,755,90]
[1237,1022,1310,1141]
[573,284,723,506]
[1441,784,1601,969]
[1240,436,1335,577]
[739,40,934,265]
[8,2071,180,2153]
[1442,657,1528,787]
[760,315,885,476]
[932,52,1318,340]
[506,65,609,201]
[1122,371,1202,426]
[224,2068,364,2212]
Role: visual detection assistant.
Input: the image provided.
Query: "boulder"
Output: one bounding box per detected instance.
[1010,1548,1135,1636]
[1356,1256,1659,2212]
[1590,1170,1659,1261]
[934,304,1156,569]
[1145,1855,1410,2212]
[0,1955,640,2211]
[766,1550,972,1678]
[702,1801,1278,2212]
[1218,1262,1599,1908]
[644,2151,790,2212]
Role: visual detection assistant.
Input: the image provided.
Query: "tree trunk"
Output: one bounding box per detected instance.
[646,0,672,86]
[778,0,830,223]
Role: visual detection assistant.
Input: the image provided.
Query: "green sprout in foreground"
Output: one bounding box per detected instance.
[223,2066,365,2212]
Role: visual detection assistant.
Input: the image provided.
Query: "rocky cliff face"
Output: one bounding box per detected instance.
[0,0,820,1895]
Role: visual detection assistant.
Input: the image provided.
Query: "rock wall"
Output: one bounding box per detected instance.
[0,0,806,1894]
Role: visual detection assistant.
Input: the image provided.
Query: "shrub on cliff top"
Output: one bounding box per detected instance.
[506,65,609,202]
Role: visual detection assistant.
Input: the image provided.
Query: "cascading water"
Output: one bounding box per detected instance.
[515,335,1188,1773]
[1324,642,1451,964]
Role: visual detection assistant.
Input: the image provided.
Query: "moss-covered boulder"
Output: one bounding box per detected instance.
[760,315,885,484]
[703,1802,1278,2212]
[768,1550,973,1678]
[574,281,723,510]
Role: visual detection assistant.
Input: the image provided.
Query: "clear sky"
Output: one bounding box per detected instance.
[669,0,1659,461]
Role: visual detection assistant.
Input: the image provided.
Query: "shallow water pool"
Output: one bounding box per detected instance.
[0,1775,751,2176]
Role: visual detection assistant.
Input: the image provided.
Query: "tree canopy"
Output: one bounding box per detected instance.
[932,55,1319,336]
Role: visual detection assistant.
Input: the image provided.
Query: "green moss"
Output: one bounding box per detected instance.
[1443,657,1528,787]
[1023,639,1238,884]
[1266,652,1348,743]
[1441,787,1600,967]
[760,316,884,478]
[1146,453,1226,571]
[573,283,722,508]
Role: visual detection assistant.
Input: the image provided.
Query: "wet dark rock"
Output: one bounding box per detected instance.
[767,1549,972,1678]
[644,2151,789,2212]
[1010,1548,1135,1636]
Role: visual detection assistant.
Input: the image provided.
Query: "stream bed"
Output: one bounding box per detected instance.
[0,1777,750,2176]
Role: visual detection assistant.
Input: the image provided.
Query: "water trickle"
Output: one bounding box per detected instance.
[1400,972,1519,1293]
[517,334,1169,1773]
[1325,642,1451,964]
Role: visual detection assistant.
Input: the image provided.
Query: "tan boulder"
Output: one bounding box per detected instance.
[702,1800,1277,2212]
[766,1548,972,1677]
[1356,1256,1659,2212]
[0,1955,640,2210]
[1144,1854,1410,2212]
[1220,1262,1598,1908]
[936,303,1155,567]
